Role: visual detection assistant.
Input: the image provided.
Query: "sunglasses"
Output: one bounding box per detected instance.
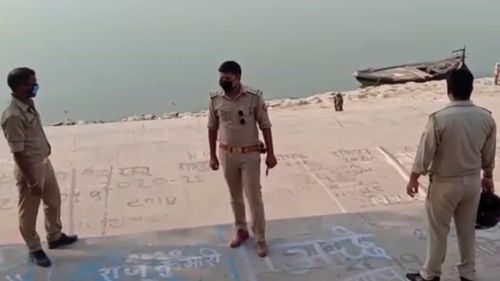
[238,110,245,125]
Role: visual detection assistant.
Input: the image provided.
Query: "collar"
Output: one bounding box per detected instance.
[223,84,246,100]
[11,95,31,112]
[447,100,473,107]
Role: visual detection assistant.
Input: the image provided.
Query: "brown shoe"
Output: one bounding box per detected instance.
[229,229,249,248]
[256,241,268,257]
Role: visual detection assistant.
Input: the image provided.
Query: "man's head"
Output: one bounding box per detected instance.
[218,61,241,93]
[446,68,474,101]
[7,67,39,99]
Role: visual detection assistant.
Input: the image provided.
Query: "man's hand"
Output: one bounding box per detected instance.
[265,154,277,169]
[482,177,495,193]
[28,182,42,196]
[406,179,419,198]
[209,156,219,171]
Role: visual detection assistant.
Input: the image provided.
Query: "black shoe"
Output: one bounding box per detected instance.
[460,278,473,281]
[29,250,52,267]
[405,273,440,281]
[48,233,78,249]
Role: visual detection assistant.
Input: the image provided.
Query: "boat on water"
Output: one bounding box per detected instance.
[353,47,467,87]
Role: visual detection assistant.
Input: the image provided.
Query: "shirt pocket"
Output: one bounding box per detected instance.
[218,106,233,125]
[24,114,41,138]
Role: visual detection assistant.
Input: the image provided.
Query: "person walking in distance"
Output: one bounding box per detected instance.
[494,62,499,85]
[405,68,496,281]
[1,68,78,267]
[207,61,277,257]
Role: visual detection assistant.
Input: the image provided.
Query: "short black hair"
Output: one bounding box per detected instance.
[7,67,35,91]
[218,61,242,75]
[446,67,474,100]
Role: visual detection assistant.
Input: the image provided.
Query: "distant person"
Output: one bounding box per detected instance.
[333,92,344,111]
[494,62,500,85]
[207,61,277,257]
[405,68,496,281]
[1,68,78,267]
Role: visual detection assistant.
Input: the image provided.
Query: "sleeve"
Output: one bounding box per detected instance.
[412,116,439,175]
[255,94,272,130]
[481,118,497,175]
[1,115,26,153]
[207,98,219,130]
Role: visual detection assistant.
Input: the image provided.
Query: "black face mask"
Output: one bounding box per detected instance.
[219,80,234,92]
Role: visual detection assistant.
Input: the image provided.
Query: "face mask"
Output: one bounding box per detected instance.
[219,80,234,92]
[29,84,39,98]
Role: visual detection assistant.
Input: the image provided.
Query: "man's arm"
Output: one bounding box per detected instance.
[207,99,219,158]
[255,94,274,154]
[412,115,439,179]
[261,128,274,156]
[208,129,218,158]
[481,119,497,179]
[2,116,37,184]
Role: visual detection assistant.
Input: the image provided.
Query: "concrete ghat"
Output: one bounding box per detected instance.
[1,87,500,280]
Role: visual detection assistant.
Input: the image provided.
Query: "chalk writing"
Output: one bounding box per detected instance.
[118,167,151,177]
[60,190,103,204]
[98,248,221,280]
[127,196,177,208]
[342,266,405,281]
[187,151,209,160]
[5,275,23,281]
[79,214,171,230]
[371,194,418,207]
[476,236,500,258]
[331,148,374,162]
[116,176,201,189]
[0,199,15,211]
[82,167,112,177]
[55,171,68,181]
[276,153,307,161]
[268,225,391,274]
[178,160,210,172]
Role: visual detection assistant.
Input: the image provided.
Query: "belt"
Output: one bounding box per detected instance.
[219,144,261,154]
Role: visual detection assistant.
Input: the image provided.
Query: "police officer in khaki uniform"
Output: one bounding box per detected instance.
[1,68,78,267]
[207,61,277,257]
[405,68,496,281]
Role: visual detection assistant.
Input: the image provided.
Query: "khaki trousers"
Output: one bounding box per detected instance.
[15,159,62,252]
[420,174,481,280]
[220,150,266,241]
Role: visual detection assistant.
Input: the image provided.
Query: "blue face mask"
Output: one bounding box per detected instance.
[29,84,39,98]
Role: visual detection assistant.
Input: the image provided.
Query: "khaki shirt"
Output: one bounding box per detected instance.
[413,100,496,178]
[207,85,271,146]
[1,96,51,164]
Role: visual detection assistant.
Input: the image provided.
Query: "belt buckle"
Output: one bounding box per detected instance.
[238,147,245,153]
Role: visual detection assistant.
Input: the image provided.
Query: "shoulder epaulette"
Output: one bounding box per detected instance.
[210,91,222,99]
[477,106,492,114]
[244,86,263,96]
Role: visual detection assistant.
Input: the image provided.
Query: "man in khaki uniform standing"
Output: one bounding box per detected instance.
[208,61,277,257]
[1,67,78,267]
[405,68,496,281]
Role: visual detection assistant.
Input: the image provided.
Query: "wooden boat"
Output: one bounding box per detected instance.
[353,47,467,87]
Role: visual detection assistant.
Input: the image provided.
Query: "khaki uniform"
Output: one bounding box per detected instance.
[412,100,496,280]
[208,85,271,241]
[1,97,62,252]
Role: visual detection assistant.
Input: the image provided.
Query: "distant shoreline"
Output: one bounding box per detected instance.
[50,77,497,127]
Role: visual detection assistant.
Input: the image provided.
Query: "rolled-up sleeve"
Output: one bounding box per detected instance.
[255,94,271,130]
[412,116,439,175]
[207,99,219,130]
[481,118,497,174]
[1,116,26,153]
